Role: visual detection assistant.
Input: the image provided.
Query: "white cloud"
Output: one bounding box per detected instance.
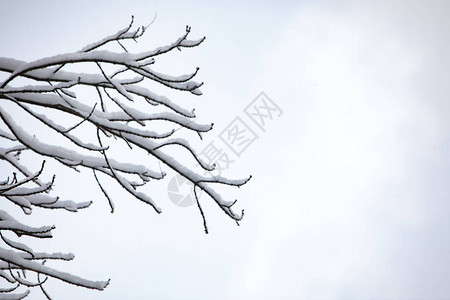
[234,1,450,299]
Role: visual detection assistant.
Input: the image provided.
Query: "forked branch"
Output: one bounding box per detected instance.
[0,16,250,298]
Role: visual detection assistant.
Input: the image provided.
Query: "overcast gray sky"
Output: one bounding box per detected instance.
[1,1,450,299]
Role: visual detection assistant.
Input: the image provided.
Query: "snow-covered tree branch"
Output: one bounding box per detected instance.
[0,17,250,298]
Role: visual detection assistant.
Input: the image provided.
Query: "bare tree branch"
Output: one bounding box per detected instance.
[0,17,250,298]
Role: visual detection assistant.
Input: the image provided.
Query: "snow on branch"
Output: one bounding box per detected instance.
[0,17,250,298]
